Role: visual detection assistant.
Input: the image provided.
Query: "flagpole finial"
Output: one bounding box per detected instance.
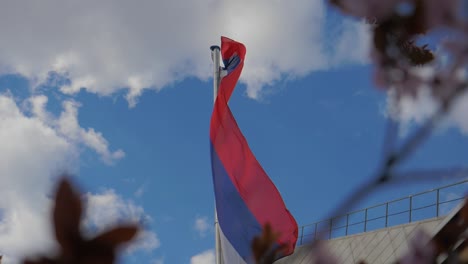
[210,45,220,51]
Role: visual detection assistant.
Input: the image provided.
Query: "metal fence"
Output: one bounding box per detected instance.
[298,179,468,245]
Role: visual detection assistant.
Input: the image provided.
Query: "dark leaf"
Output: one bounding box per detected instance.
[251,223,286,264]
[22,257,57,264]
[90,225,139,248]
[399,40,435,65]
[53,178,83,252]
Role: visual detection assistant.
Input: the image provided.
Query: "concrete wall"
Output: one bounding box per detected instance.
[275,217,445,264]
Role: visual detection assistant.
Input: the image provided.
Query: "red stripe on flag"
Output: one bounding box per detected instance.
[210,36,298,256]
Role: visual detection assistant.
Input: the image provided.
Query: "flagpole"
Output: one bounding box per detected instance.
[211,45,221,99]
[210,45,222,264]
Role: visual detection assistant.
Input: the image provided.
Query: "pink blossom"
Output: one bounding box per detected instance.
[423,0,460,29]
[335,0,406,20]
[309,241,339,264]
[398,230,435,264]
[443,39,468,68]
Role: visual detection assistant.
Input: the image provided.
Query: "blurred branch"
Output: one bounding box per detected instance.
[302,1,468,263]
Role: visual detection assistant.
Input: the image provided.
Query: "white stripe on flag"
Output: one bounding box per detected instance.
[219,226,248,264]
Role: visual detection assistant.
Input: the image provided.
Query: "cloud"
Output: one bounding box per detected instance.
[194,216,211,238]
[0,93,125,262]
[331,18,371,65]
[448,91,468,134]
[28,95,125,164]
[385,67,468,136]
[151,257,164,264]
[0,94,76,261]
[55,99,125,164]
[386,87,438,130]
[190,249,215,264]
[28,95,124,164]
[83,189,160,252]
[134,185,145,198]
[0,0,370,105]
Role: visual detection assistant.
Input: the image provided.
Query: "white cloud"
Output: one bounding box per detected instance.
[0,93,126,262]
[194,216,211,238]
[0,94,77,255]
[83,189,160,252]
[28,95,125,164]
[386,87,438,127]
[190,249,215,264]
[0,0,370,105]
[331,18,371,66]
[448,91,468,134]
[385,66,468,136]
[56,100,125,164]
[151,257,164,264]
[0,95,74,261]
[134,185,145,198]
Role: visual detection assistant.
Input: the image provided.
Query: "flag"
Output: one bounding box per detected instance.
[210,36,298,263]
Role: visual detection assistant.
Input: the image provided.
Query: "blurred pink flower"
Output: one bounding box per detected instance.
[443,39,468,68]
[398,230,435,264]
[334,0,405,19]
[309,242,339,264]
[423,0,460,29]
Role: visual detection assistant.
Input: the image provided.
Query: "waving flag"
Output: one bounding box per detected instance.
[210,36,298,263]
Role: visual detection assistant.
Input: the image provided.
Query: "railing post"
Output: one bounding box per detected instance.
[436,189,440,217]
[345,214,349,235]
[364,209,368,232]
[300,226,304,245]
[385,202,389,227]
[409,196,413,223]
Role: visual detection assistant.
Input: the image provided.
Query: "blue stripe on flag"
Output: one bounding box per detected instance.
[223,55,241,74]
[219,226,248,264]
[211,143,262,262]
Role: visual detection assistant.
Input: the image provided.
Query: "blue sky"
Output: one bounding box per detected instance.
[0,1,467,264]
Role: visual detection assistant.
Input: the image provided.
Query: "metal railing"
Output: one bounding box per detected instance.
[298,179,468,245]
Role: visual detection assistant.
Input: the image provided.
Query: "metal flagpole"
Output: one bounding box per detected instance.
[210,45,223,264]
[211,45,221,102]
